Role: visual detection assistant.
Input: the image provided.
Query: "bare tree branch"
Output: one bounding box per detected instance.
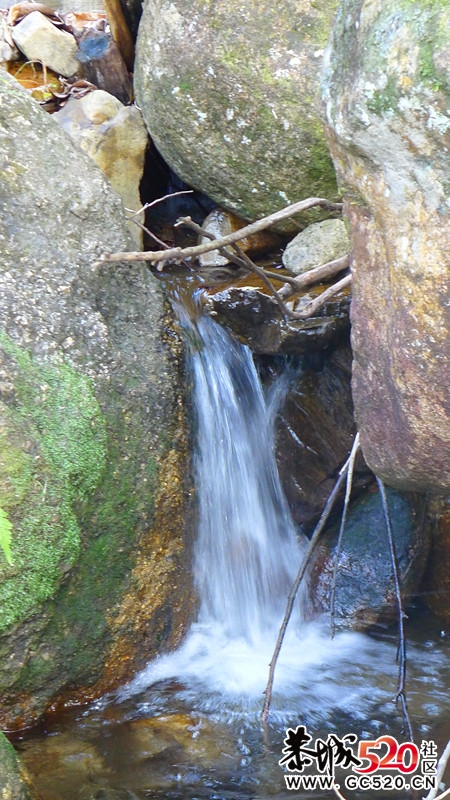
[288,274,351,319]
[261,435,360,724]
[330,432,360,638]
[376,477,414,742]
[94,197,343,266]
[277,254,350,299]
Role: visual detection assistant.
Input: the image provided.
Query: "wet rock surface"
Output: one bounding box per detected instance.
[134,0,340,229]
[198,207,282,268]
[203,277,351,355]
[271,343,362,525]
[309,486,430,631]
[424,499,450,624]
[0,71,194,729]
[323,0,450,492]
[0,732,38,800]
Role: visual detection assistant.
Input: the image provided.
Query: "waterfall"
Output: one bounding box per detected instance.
[191,314,307,643]
[121,306,397,718]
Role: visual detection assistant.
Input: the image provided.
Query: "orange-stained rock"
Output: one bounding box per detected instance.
[199,208,283,268]
[323,0,450,492]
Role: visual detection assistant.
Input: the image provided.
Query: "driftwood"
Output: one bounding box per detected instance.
[103,0,135,72]
[101,196,350,322]
[95,197,343,266]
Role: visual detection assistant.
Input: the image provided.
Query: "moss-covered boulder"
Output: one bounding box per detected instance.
[134,0,340,228]
[323,0,450,491]
[0,733,38,800]
[0,70,194,729]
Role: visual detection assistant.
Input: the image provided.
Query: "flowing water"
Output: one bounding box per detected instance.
[13,309,450,799]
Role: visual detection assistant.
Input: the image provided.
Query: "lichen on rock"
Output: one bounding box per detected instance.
[323,0,450,492]
[134,0,341,228]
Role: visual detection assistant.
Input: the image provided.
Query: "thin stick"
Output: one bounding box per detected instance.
[330,432,360,638]
[261,436,359,723]
[125,190,194,219]
[277,254,350,299]
[424,740,450,800]
[289,274,351,319]
[333,783,348,800]
[95,197,343,265]
[376,477,413,742]
[432,789,450,800]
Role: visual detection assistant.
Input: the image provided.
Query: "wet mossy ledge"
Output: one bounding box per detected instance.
[0,70,195,730]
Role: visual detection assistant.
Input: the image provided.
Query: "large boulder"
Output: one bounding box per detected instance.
[0,70,194,729]
[323,0,450,492]
[134,0,340,228]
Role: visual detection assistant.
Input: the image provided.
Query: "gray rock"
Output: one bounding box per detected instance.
[55,91,148,248]
[0,71,194,729]
[273,343,364,525]
[282,218,350,275]
[11,11,79,77]
[134,0,340,230]
[323,0,450,492]
[309,486,430,631]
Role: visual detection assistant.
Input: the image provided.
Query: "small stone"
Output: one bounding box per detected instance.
[11,11,79,77]
[199,208,281,268]
[55,91,148,247]
[282,219,350,275]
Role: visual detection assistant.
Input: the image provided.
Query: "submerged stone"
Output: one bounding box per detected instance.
[134,0,340,229]
[309,486,430,631]
[0,733,38,800]
[323,0,450,492]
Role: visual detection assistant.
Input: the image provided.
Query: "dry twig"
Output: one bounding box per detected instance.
[376,477,414,742]
[95,197,342,266]
[330,432,360,637]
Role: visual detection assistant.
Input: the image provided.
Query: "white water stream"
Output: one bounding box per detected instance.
[119,312,422,724]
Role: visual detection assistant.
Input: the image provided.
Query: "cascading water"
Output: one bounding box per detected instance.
[15,304,450,800]
[191,313,307,642]
[121,307,413,719]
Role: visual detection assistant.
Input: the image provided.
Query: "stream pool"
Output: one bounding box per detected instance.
[11,611,450,800]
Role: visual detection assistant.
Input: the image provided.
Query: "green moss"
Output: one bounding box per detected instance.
[418,36,449,93]
[0,333,108,632]
[0,732,35,800]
